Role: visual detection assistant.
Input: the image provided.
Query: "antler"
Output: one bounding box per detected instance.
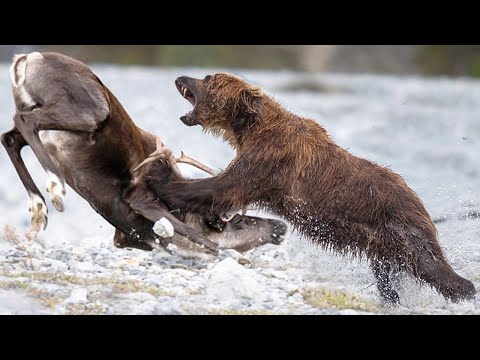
[132,136,253,219]
[132,136,171,173]
[132,136,218,177]
[175,151,217,176]
[174,154,252,218]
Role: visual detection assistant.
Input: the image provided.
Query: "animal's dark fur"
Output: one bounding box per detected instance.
[148,73,476,303]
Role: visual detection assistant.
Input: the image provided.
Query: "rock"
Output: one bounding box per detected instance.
[123,292,157,302]
[238,257,251,266]
[170,263,189,270]
[0,290,52,315]
[339,309,362,315]
[166,243,178,253]
[151,252,173,266]
[153,304,187,315]
[218,249,251,265]
[153,218,175,238]
[128,269,145,276]
[64,288,88,304]
[67,260,97,273]
[29,258,43,270]
[6,250,28,258]
[289,292,304,303]
[205,258,267,305]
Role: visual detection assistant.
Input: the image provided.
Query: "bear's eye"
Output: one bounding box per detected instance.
[204,75,213,82]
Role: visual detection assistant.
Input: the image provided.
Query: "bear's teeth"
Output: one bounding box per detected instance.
[182,87,188,97]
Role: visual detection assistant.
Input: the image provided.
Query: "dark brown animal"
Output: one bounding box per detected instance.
[147,72,476,303]
[1,53,286,255]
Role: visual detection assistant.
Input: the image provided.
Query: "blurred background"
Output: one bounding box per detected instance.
[2,45,480,77]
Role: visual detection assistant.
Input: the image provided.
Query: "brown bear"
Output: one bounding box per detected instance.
[147,73,476,304]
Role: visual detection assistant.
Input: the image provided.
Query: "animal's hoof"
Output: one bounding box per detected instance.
[153,217,175,238]
[51,195,64,212]
[46,172,65,212]
[29,194,48,232]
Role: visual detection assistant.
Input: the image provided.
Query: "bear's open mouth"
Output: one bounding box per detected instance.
[175,80,197,125]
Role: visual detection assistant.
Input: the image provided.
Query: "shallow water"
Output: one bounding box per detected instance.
[0,64,478,314]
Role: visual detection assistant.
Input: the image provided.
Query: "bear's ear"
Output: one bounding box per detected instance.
[246,83,263,97]
[231,85,263,133]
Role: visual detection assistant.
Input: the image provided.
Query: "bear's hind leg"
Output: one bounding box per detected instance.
[414,244,476,303]
[371,259,400,305]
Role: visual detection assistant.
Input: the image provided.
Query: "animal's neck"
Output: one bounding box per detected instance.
[102,88,148,166]
[231,97,292,151]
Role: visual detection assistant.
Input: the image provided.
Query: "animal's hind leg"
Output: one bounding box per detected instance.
[414,244,476,302]
[13,99,108,213]
[13,112,67,213]
[371,259,400,305]
[1,127,48,231]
